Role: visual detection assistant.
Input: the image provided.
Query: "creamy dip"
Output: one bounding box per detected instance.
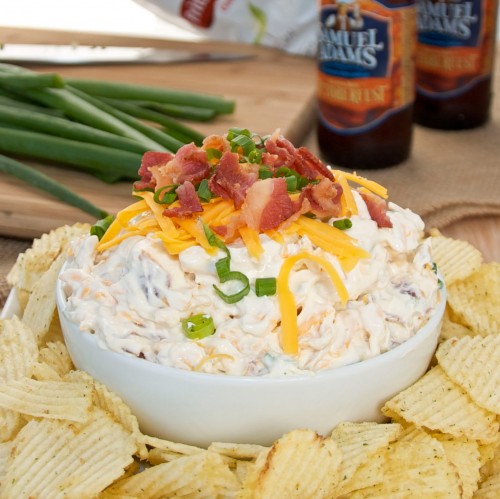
[60,190,440,376]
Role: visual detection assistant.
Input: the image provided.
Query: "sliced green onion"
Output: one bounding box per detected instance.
[258,167,273,179]
[181,314,215,340]
[231,134,255,156]
[154,185,178,204]
[247,148,262,164]
[285,175,297,192]
[90,215,115,240]
[255,277,277,297]
[213,271,250,304]
[215,257,231,281]
[226,127,251,141]
[197,178,212,203]
[202,222,229,256]
[297,176,310,189]
[275,166,309,191]
[205,148,222,162]
[333,218,353,230]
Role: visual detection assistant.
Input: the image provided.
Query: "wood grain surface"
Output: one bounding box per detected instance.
[0,50,316,237]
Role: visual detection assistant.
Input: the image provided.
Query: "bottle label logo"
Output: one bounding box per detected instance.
[317,0,416,135]
[416,0,495,98]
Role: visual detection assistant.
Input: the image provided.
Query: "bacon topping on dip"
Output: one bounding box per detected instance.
[62,128,440,378]
[133,128,392,233]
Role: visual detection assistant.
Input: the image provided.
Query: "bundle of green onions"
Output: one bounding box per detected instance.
[0,63,235,218]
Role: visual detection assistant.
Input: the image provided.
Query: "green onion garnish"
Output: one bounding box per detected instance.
[247,148,262,164]
[205,148,222,162]
[197,178,212,203]
[231,134,255,156]
[255,277,277,297]
[226,127,251,141]
[202,222,230,256]
[333,218,353,230]
[215,257,231,281]
[275,166,309,191]
[285,175,297,192]
[181,314,215,340]
[213,271,250,304]
[90,215,115,240]
[154,184,178,204]
[258,167,273,179]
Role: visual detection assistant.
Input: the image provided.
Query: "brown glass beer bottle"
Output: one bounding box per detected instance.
[316,0,417,169]
[415,0,499,129]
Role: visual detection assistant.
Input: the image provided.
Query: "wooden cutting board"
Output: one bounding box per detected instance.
[0,51,317,238]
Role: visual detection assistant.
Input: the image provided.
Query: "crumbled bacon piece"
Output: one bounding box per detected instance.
[163,181,203,219]
[242,178,295,231]
[360,190,393,228]
[151,143,210,190]
[133,151,174,191]
[263,136,333,180]
[301,178,343,219]
[208,151,259,208]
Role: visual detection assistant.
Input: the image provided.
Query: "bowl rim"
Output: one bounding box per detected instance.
[56,265,446,385]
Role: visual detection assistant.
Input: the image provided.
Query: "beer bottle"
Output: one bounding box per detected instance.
[317,0,417,169]
[415,0,498,129]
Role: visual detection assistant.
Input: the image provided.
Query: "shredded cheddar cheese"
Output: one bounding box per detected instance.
[333,170,388,199]
[336,173,359,217]
[277,251,349,355]
[238,227,264,259]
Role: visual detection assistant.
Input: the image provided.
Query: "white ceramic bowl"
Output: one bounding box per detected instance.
[56,278,445,447]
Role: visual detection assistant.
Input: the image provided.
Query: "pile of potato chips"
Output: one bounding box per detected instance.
[0,226,499,498]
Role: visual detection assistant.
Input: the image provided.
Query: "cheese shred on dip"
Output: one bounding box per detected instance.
[60,129,441,377]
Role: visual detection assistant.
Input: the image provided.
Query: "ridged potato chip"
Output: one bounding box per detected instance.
[478,432,500,468]
[106,451,240,498]
[31,361,63,381]
[330,421,401,495]
[0,440,12,486]
[22,253,66,345]
[6,223,90,293]
[340,451,386,496]
[66,370,148,459]
[439,307,474,341]
[446,263,500,336]
[430,235,483,286]
[0,317,38,381]
[392,423,481,496]
[141,433,205,456]
[0,407,24,443]
[38,341,74,377]
[383,366,499,443]
[0,377,92,422]
[349,439,461,498]
[437,335,500,414]
[475,473,500,498]
[1,408,135,498]
[432,433,481,499]
[251,429,341,498]
[0,317,38,442]
[208,441,269,461]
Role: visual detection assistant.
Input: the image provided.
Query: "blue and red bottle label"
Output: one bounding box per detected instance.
[416,0,498,98]
[317,0,416,135]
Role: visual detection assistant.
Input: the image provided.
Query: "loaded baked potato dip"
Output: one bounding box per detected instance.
[59,128,441,376]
